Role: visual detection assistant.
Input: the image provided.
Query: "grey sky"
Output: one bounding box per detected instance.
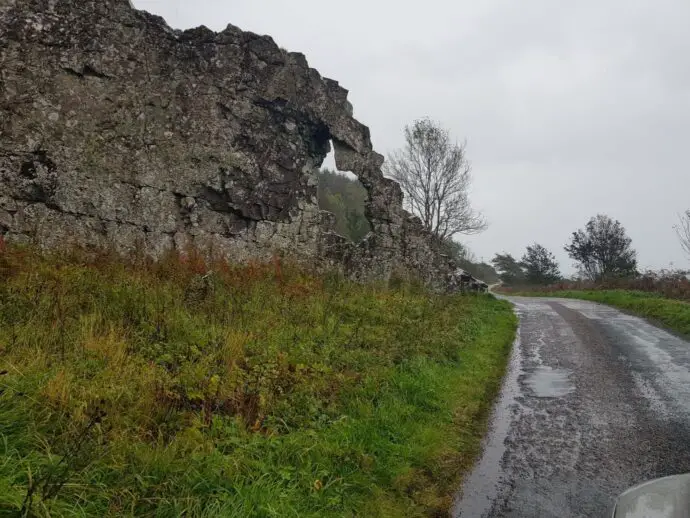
[133,0,690,273]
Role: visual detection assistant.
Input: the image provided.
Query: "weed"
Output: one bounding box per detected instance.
[0,244,516,517]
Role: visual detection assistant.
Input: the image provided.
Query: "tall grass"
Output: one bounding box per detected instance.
[499,269,690,302]
[510,289,690,338]
[0,244,516,517]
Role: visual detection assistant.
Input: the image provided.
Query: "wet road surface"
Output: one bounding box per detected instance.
[453,296,690,518]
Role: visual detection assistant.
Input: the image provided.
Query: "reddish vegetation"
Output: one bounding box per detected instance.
[499,270,690,301]
[0,241,517,516]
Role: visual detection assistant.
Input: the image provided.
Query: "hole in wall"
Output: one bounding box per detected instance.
[317,142,371,242]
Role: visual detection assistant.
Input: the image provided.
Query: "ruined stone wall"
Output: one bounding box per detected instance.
[0,0,459,290]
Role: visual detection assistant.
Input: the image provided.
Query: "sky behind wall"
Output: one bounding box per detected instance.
[133,0,690,273]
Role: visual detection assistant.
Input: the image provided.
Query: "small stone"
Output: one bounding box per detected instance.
[183,197,196,210]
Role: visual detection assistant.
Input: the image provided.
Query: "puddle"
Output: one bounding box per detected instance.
[525,366,574,398]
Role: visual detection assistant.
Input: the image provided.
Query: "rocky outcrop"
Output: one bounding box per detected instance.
[0,0,464,290]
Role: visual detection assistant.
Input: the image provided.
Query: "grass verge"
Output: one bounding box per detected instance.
[513,289,690,337]
[0,245,516,517]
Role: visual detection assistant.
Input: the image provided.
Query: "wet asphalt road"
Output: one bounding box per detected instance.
[453,296,690,518]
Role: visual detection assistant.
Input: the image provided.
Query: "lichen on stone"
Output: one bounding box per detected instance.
[0,0,470,291]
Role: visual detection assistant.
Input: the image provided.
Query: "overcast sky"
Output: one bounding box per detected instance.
[133,0,690,273]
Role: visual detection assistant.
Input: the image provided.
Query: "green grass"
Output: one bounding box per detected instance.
[515,289,690,337]
[0,245,516,517]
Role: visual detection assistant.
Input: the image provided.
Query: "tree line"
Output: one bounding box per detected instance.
[493,210,690,287]
[317,168,371,242]
[491,214,640,286]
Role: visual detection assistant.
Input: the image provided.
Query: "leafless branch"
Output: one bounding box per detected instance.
[675,210,690,260]
[382,118,487,240]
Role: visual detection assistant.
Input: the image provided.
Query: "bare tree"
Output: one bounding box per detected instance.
[675,210,690,260]
[383,118,486,240]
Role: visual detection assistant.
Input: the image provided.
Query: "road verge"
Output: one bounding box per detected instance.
[0,245,517,517]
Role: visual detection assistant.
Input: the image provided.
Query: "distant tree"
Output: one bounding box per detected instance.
[383,118,486,240]
[521,243,561,285]
[564,214,637,281]
[491,253,525,286]
[441,238,472,261]
[440,238,475,263]
[317,169,371,242]
[675,210,690,261]
[441,239,499,283]
[463,261,500,284]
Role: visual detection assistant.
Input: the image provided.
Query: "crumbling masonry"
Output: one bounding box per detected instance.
[0,0,472,290]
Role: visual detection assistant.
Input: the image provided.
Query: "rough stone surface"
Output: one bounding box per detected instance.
[0,0,468,290]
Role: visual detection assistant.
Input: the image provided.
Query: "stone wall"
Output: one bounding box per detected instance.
[0,0,461,290]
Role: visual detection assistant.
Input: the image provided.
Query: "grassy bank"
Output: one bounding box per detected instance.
[0,245,516,517]
[514,289,690,337]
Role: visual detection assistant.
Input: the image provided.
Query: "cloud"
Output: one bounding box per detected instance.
[133,0,690,272]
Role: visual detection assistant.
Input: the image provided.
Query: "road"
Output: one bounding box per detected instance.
[453,296,690,518]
